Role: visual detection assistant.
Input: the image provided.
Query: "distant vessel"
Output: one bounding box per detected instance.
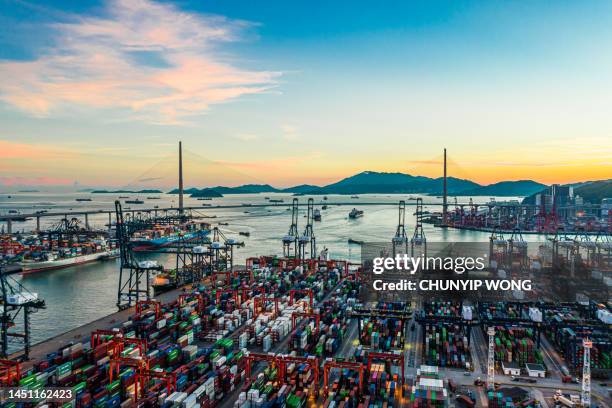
[118,196,129,198]
[348,208,364,219]
[314,209,321,221]
[20,239,118,274]
[348,238,364,245]
[125,199,144,204]
[239,231,250,237]
[323,196,328,200]
[351,195,359,199]
[270,199,284,203]
[322,205,328,210]
[147,196,161,200]
[75,198,92,202]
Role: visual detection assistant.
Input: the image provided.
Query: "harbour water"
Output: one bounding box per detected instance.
[1,192,544,348]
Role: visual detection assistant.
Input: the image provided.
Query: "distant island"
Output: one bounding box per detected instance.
[458,180,547,197]
[92,189,163,194]
[164,172,611,204]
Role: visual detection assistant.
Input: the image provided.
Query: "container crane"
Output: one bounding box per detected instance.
[0,267,45,359]
[299,198,316,261]
[411,198,427,258]
[115,200,162,310]
[282,198,299,259]
[392,200,408,256]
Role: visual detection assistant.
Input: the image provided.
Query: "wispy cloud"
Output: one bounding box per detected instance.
[0,0,280,124]
[233,133,259,141]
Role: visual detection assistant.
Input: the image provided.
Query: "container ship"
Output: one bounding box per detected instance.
[19,238,119,274]
[129,221,210,250]
[349,208,364,219]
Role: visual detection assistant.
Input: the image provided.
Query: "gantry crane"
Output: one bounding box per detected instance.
[0,359,21,385]
[291,312,321,336]
[323,359,364,395]
[134,299,162,320]
[392,200,408,256]
[289,289,314,311]
[115,200,162,310]
[366,351,405,386]
[253,296,281,317]
[411,198,427,258]
[136,369,177,399]
[299,198,316,261]
[0,267,45,359]
[277,355,320,387]
[245,352,280,383]
[282,198,299,259]
[210,226,244,271]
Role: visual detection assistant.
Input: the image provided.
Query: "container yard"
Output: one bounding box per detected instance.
[0,149,610,407]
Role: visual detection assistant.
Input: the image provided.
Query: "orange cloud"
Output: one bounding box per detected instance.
[0,140,74,160]
[0,0,279,124]
[0,176,72,186]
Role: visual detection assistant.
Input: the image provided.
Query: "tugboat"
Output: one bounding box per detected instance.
[348,208,364,219]
[314,209,321,221]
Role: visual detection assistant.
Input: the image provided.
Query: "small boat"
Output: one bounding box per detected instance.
[270,199,284,203]
[322,205,328,210]
[118,196,129,199]
[218,222,229,226]
[8,210,19,214]
[154,205,159,209]
[351,195,359,199]
[76,198,92,202]
[239,231,250,237]
[264,197,270,200]
[323,196,328,200]
[348,208,364,219]
[314,209,321,221]
[147,197,161,200]
[125,199,144,204]
[348,238,364,245]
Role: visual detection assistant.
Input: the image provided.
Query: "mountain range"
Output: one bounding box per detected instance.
[168,171,573,199]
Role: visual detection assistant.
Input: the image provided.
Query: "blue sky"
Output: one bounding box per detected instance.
[1,0,611,188]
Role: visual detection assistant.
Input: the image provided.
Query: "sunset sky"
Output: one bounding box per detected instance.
[1,0,611,189]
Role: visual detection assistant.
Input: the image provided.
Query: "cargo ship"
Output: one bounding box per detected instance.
[130,222,210,249]
[19,239,119,274]
[348,208,364,219]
